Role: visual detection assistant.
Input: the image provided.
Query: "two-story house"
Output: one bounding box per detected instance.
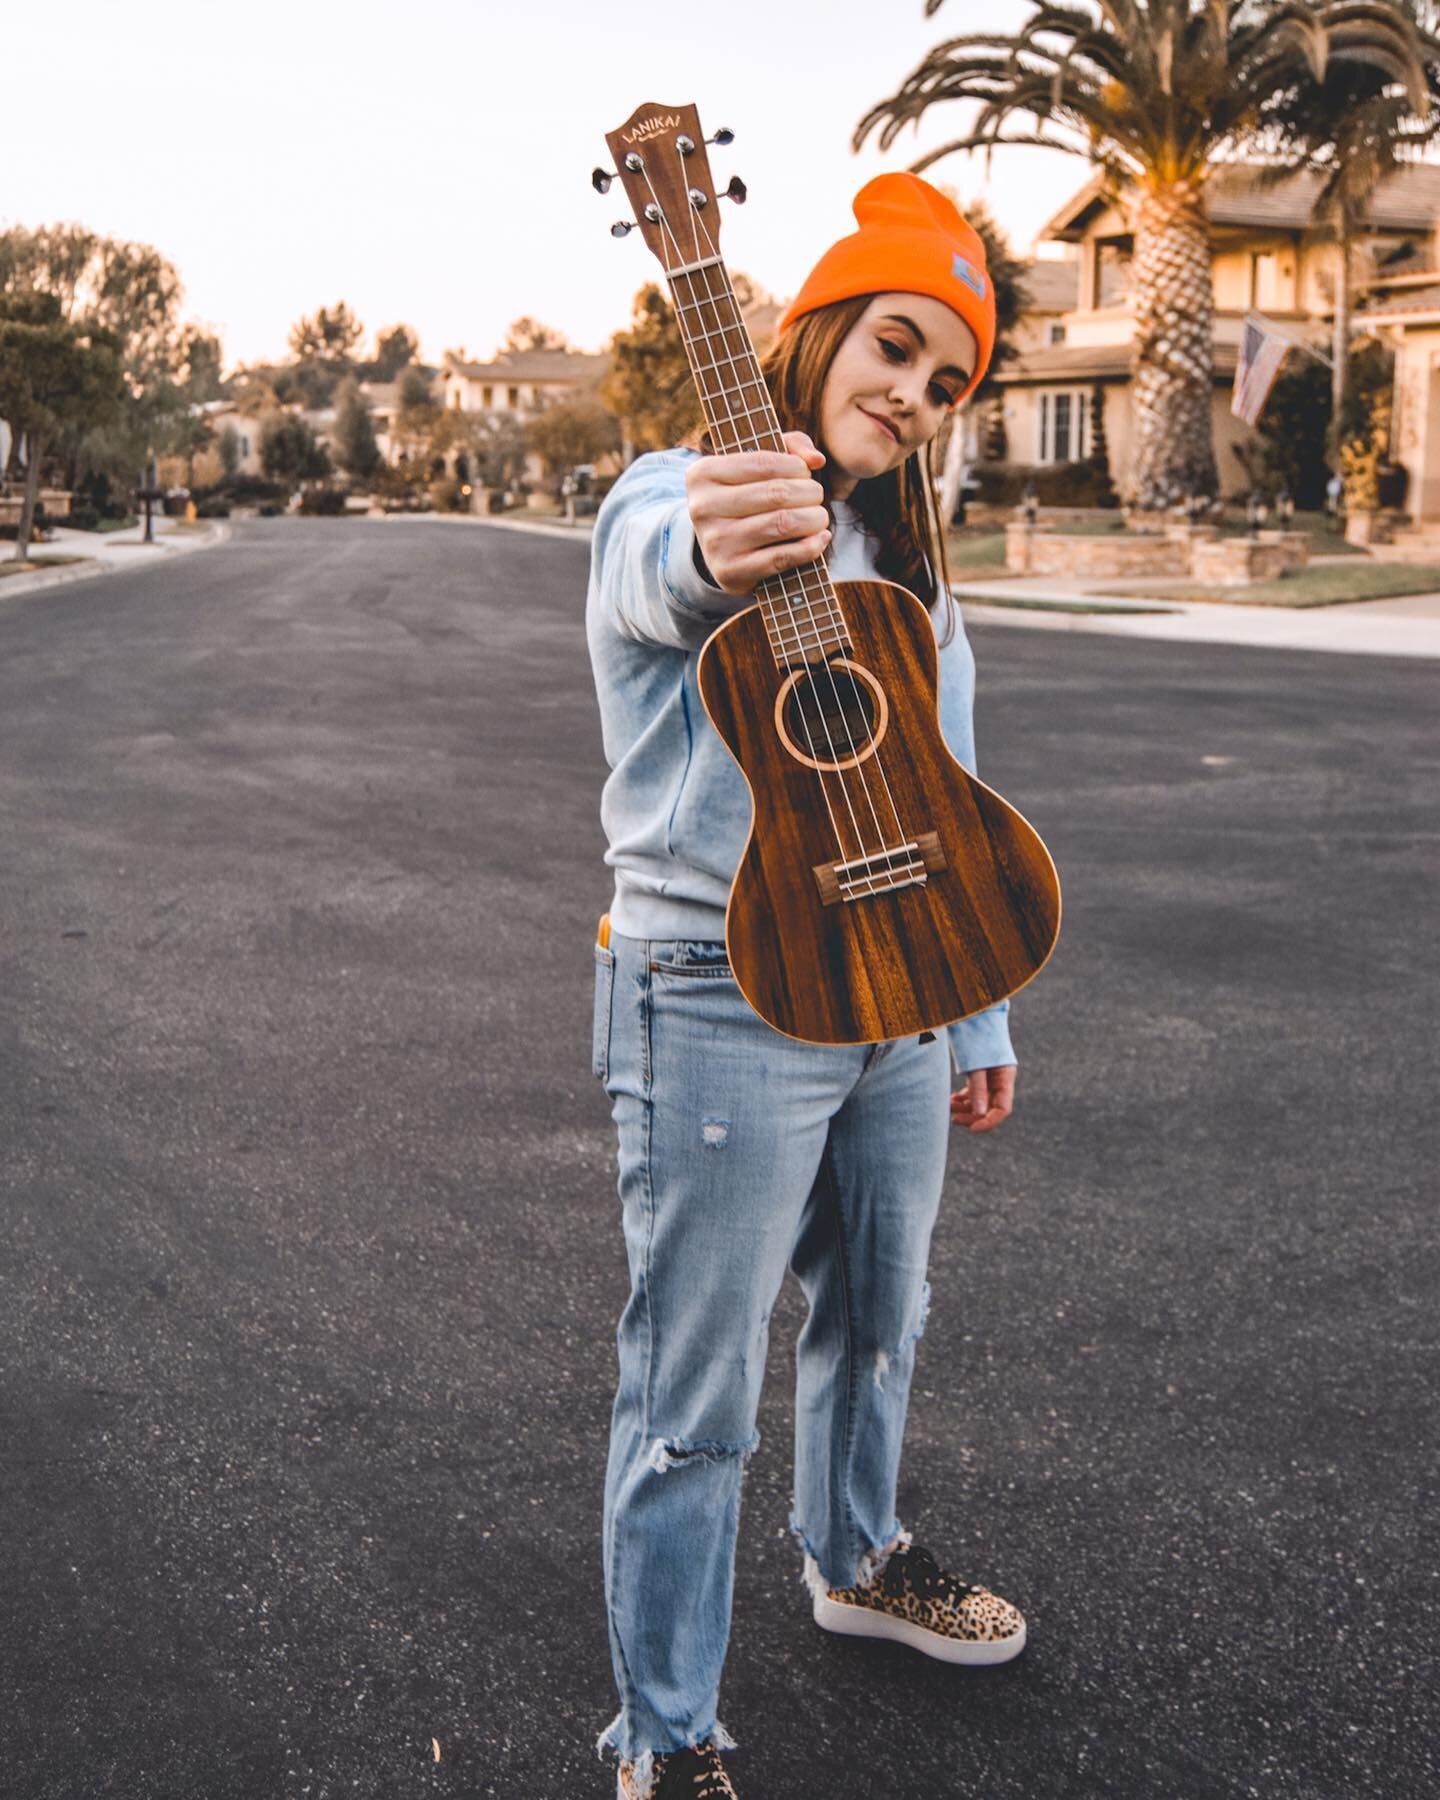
[985,161,1440,499]
[440,347,609,417]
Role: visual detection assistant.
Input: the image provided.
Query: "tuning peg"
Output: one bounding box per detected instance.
[707,127,735,146]
[592,167,615,194]
[723,175,747,204]
[610,220,635,238]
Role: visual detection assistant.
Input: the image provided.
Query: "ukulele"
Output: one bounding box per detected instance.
[598,100,1061,1046]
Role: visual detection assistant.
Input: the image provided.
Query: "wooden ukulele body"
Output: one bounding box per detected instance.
[696,577,1062,1045]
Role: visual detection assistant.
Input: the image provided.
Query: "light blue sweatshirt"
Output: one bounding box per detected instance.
[584,448,1015,1074]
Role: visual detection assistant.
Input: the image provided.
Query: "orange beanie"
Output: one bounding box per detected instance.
[776,173,996,407]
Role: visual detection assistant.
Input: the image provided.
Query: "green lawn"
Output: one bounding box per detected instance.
[944,529,1009,571]
[0,554,91,579]
[1096,562,1440,608]
[1216,509,1363,555]
[960,509,1363,554]
[961,593,1176,616]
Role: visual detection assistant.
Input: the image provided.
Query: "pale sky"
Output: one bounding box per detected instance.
[3,0,1087,373]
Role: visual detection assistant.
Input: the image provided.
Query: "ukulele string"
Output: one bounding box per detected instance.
[678,173,917,885]
[634,154,874,876]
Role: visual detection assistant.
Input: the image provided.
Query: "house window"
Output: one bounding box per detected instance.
[1251,250,1291,311]
[1036,388,1089,462]
[482,385,493,408]
[507,385,520,408]
[1048,323,1066,346]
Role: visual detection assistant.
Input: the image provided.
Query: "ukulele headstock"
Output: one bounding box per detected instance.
[595,102,742,276]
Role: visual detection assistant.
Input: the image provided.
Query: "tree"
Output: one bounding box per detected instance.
[600,283,701,453]
[932,194,1027,517]
[526,397,622,491]
[260,412,330,484]
[368,324,418,382]
[172,409,216,487]
[1238,356,1332,507]
[1337,336,1396,512]
[181,328,225,402]
[502,316,569,355]
[282,302,365,411]
[855,0,1440,510]
[0,291,124,560]
[471,412,530,490]
[332,376,381,478]
[398,366,434,411]
[288,301,364,365]
[1260,12,1440,460]
[0,222,194,485]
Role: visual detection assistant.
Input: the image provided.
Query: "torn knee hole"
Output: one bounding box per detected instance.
[647,1432,759,1474]
[872,1283,932,1390]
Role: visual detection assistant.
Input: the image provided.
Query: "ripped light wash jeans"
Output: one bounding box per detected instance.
[592,928,952,1772]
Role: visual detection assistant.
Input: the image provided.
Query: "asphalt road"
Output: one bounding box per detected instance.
[1,518,1436,1800]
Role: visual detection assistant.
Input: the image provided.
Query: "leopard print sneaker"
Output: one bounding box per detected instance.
[807,1540,1027,1666]
[618,1745,739,1800]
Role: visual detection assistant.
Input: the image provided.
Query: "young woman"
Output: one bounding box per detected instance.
[585,174,1026,1800]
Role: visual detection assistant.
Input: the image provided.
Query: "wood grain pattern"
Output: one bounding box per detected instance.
[697,578,1062,1045]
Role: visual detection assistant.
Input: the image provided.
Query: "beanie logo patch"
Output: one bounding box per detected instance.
[952,253,987,301]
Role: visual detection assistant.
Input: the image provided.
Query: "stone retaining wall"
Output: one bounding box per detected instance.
[1004,523,1311,583]
[1005,523,1189,577]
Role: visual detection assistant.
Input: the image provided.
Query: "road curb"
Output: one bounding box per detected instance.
[364,510,595,545]
[0,522,231,602]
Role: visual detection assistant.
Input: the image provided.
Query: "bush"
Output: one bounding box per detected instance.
[298,488,347,516]
[973,461,1122,508]
[191,475,289,510]
[72,469,130,524]
[195,496,231,519]
[1249,357,1331,510]
[1338,339,1396,514]
[429,478,464,513]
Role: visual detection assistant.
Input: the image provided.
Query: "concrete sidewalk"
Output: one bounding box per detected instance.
[0,518,229,601]
[455,508,1440,658]
[955,574,1440,658]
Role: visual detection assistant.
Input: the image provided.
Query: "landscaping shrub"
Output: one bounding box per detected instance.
[298,488,346,516]
[1338,339,1396,514]
[973,461,1121,508]
[199,474,289,508]
[1248,355,1331,509]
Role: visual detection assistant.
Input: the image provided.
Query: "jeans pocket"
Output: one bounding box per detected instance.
[648,941,733,980]
[591,944,616,1080]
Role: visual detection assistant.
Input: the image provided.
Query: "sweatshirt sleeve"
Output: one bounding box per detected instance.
[934,594,1017,1075]
[590,453,751,652]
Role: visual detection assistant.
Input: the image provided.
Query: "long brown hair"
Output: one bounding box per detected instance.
[684,294,960,647]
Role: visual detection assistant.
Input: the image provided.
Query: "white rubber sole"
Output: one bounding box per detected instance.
[812,1590,1027,1665]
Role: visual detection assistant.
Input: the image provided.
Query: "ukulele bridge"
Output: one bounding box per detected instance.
[813,832,947,907]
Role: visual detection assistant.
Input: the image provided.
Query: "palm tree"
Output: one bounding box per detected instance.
[1261,25,1440,459]
[856,0,1438,511]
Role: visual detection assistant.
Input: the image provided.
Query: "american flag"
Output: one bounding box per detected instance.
[1232,312,1293,426]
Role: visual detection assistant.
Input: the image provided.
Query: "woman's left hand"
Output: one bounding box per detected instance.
[950,1065,1016,1134]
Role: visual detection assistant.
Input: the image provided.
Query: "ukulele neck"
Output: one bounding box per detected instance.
[665,257,850,666]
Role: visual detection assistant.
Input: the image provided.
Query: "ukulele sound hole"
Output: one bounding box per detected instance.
[776,659,886,773]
